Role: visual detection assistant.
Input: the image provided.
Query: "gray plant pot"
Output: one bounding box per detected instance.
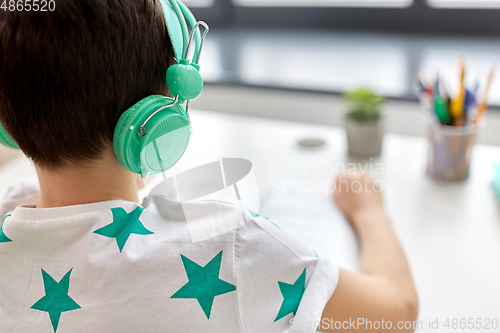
[345,118,384,157]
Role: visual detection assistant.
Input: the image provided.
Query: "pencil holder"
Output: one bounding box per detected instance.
[426,119,484,181]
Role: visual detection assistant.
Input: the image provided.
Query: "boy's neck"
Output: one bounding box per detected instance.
[34,146,140,208]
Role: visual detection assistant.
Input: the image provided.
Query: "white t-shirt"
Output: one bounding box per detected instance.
[0,180,339,333]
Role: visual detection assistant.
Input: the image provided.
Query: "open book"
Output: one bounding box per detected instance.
[260,186,360,272]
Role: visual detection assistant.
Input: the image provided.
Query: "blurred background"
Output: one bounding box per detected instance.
[187,0,500,145]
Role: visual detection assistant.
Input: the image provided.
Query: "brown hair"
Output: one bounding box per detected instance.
[0,0,175,168]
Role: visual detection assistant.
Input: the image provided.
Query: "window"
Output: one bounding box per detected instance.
[190,0,500,36]
[427,0,500,8]
[188,0,500,104]
[182,0,214,7]
[234,0,412,7]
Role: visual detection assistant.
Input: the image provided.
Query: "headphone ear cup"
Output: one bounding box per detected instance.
[0,122,19,150]
[166,62,203,102]
[113,96,158,173]
[113,95,190,176]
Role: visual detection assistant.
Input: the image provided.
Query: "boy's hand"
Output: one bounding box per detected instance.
[324,173,419,332]
[333,173,386,231]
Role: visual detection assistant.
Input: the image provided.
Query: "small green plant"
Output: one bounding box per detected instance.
[344,87,384,123]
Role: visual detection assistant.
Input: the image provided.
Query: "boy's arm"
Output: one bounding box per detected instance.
[321,174,418,332]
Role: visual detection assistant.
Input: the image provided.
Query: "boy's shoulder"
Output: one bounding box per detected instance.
[0,179,325,267]
[0,178,312,255]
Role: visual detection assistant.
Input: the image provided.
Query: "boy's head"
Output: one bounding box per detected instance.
[0,0,175,169]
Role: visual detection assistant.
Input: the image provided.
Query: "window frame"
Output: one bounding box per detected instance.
[190,0,500,36]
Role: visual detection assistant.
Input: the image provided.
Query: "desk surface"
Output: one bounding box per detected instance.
[1,110,499,332]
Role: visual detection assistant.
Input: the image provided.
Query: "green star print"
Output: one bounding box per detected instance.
[246,209,281,229]
[94,207,153,252]
[171,251,236,319]
[0,214,12,243]
[31,268,81,332]
[274,268,306,322]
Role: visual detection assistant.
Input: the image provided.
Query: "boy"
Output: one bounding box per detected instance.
[0,1,418,332]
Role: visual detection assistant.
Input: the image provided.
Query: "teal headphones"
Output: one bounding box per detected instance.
[0,0,208,177]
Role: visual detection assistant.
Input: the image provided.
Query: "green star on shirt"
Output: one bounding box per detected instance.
[274,267,307,322]
[246,209,281,229]
[0,214,12,243]
[171,251,236,319]
[31,268,81,333]
[94,207,153,252]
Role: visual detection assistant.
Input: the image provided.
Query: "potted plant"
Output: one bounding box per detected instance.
[344,86,385,157]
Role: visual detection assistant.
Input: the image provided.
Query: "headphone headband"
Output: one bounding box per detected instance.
[161,0,205,63]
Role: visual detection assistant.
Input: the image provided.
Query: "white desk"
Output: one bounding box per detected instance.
[1,110,499,332]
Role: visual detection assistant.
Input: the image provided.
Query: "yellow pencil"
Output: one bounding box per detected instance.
[450,58,466,126]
